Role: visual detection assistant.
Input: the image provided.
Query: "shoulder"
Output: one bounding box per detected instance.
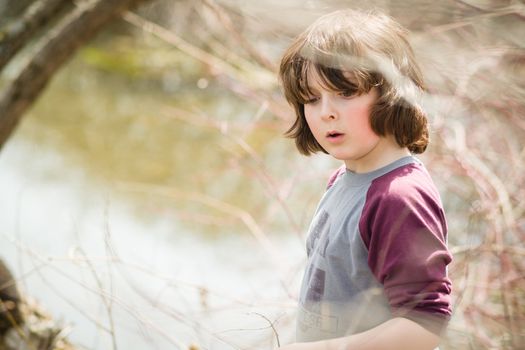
[366,162,441,206]
[359,162,447,246]
[326,164,346,190]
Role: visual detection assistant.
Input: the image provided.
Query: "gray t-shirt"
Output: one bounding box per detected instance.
[297,156,452,342]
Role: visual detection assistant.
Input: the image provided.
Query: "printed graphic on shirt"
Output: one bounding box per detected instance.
[307,210,331,258]
[304,210,331,306]
[300,209,339,335]
[298,303,338,334]
[304,267,325,303]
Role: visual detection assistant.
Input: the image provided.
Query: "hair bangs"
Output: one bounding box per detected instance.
[312,64,378,96]
[300,43,380,96]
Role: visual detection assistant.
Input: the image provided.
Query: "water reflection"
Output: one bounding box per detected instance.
[16,44,327,237]
[0,136,306,349]
[0,36,330,349]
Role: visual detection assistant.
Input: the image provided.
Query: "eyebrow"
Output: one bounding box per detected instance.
[307,78,360,93]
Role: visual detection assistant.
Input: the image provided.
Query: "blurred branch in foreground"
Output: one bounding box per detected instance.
[0,0,150,152]
[121,10,290,121]
[0,0,70,71]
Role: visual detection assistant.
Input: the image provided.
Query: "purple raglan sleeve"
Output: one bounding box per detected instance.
[326,165,346,190]
[358,165,452,334]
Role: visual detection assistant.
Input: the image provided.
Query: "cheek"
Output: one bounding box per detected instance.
[303,105,315,121]
[304,108,322,135]
[357,127,380,145]
[347,106,379,140]
[344,104,374,132]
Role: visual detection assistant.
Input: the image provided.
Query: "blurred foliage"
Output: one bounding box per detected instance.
[2,0,524,348]
[17,27,301,235]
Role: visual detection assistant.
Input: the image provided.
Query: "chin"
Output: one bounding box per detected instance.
[330,153,357,162]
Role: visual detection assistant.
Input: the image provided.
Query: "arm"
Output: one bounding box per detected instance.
[280,317,439,350]
[282,317,439,350]
[360,171,452,334]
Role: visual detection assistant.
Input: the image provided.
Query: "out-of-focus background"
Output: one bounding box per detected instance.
[0,0,523,349]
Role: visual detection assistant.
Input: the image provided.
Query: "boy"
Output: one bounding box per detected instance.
[278,9,452,350]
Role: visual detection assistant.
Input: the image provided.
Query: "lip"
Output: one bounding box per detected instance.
[325,130,345,143]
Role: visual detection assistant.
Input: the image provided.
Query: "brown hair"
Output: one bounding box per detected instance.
[279,9,429,155]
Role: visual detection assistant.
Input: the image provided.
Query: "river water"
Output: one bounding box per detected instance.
[0,18,342,348]
[0,136,311,349]
[0,42,336,348]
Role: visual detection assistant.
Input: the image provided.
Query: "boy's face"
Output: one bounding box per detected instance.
[303,69,391,172]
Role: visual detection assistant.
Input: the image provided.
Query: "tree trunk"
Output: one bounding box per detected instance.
[0,0,150,152]
[0,0,71,71]
[0,259,21,334]
[0,0,35,26]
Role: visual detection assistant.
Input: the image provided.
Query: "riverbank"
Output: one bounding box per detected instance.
[1,293,76,350]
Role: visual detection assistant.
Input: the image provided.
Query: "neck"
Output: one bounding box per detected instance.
[344,136,411,173]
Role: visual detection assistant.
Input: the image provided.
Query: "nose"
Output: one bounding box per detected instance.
[320,97,337,121]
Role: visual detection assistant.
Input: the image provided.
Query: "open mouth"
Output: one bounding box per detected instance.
[326,131,344,139]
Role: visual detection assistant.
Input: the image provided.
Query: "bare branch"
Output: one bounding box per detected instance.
[201,0,276,71]
[0,0,150,152]
[0,0,71,71]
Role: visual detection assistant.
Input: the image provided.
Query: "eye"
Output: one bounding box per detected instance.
[339,90,357,98]
[304,96,320,104]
